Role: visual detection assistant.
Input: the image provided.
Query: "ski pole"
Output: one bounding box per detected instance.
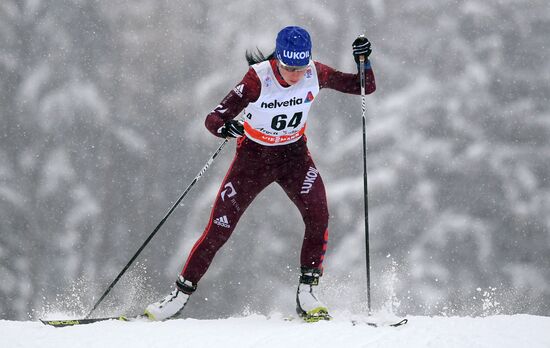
[359,54,372,314]
[85,138,229,319]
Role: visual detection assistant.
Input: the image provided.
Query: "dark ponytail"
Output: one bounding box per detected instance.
[245,48,276,66]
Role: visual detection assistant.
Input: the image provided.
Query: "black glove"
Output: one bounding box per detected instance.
[218,119,244,138]
[352,35,372,63]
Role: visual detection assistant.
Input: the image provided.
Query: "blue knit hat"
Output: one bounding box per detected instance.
[275,26,312,67]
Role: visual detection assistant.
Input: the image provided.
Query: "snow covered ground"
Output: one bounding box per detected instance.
[2,314,549,348]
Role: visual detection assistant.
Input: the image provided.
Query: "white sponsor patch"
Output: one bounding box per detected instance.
[221,182,237,201]
[233,84,244,97]
[301,167,319,194]
[282,50,310,59]
[214,215,230,228]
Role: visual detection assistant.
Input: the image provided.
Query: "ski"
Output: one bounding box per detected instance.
[283,315,408,327]
[351,318,408,328]
[40,315,148,328]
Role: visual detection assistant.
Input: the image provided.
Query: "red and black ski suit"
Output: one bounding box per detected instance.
[181,59,376,284]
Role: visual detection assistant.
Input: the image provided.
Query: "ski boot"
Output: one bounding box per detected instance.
[144,276,197,321]
[296,267,331,322]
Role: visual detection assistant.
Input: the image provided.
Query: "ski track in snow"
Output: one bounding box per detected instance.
[2,314,549,348]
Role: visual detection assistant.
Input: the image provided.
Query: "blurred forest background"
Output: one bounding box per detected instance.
[1,0,549,320]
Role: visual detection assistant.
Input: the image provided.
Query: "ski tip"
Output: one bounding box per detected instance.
[390,318,408,327]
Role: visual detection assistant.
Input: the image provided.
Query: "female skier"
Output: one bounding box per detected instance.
[145,26,375,322]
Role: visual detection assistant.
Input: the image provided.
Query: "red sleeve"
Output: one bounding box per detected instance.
[314,61,376,95]
[204,67,261,137]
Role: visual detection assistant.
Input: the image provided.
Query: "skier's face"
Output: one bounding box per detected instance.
[277,61,308,85]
